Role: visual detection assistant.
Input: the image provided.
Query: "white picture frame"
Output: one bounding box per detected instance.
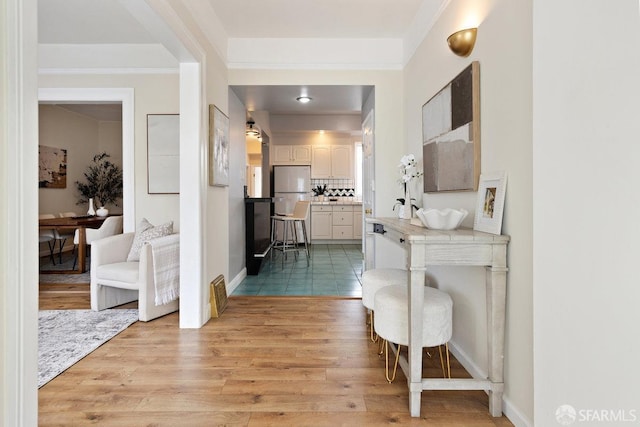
[473,171,507,235]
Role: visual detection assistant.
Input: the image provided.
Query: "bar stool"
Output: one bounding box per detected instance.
[270,201,310,268]
[361,268,407,342]
[374,284,453,382]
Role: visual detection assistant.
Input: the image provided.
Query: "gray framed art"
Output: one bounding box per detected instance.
[422,61,480,192]
[147,114,179,194]
[209,105,229,187]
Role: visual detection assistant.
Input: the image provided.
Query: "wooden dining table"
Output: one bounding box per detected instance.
[39,215,107,274]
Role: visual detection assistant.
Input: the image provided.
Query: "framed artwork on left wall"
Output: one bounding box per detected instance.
[209,105,229,187]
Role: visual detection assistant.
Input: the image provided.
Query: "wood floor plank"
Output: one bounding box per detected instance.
[38,291,514,426]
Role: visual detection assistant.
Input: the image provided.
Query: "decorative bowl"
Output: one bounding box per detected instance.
[415,208,468,230]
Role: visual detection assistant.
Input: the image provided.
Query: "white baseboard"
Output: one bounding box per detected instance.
[502,395,533,427]
[448,341,532,427]
[227,268,246,295]
[448,340,487,380]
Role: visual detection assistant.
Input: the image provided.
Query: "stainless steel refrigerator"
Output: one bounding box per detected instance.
[273,165,311,243]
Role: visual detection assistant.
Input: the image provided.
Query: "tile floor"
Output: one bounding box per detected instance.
[232,244,364,297]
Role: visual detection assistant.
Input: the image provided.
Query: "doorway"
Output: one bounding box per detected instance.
[38,89,136,231]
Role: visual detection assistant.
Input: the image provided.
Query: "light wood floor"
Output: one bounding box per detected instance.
[39,283,514,426]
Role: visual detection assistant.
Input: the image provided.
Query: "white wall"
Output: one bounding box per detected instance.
[403,0,533,424]
[201,33,231,308]
[228,89,247,282]
[38,74,180,230]
[273,132,353,147]
[533,1,640,425]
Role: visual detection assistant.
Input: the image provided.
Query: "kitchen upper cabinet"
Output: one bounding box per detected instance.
[330,145,353,179]
[311,145,353,179]
[273,145,311,165]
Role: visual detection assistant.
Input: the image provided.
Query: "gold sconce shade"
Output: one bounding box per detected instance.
[447,28,477,57]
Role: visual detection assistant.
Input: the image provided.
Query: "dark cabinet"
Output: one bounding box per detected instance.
[245,198,272,275]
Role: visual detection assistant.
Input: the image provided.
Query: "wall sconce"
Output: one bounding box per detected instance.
[447,28,477,57]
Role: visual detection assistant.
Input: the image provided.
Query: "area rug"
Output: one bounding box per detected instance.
[38,309,138,388]
[39,252,91,284]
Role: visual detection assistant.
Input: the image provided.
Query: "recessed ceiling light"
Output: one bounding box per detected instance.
[296,96,312,103]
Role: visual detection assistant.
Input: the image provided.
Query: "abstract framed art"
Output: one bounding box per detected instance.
[209,105,229,187]
[38,145,67,188]
[473,171,507,235]
[422,61,480,193]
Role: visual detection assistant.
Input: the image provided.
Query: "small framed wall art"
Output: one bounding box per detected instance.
[473,171,507,235]
[209,105,229,187]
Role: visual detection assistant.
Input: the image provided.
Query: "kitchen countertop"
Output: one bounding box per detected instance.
[311,200,362,206]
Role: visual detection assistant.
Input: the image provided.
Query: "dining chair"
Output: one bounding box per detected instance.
[54,211,78,264]
[39,214,57,265]
[72,216,123,270]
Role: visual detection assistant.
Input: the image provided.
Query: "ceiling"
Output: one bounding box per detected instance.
[207,0,424,39]
[39,0,429,43]
[230,85,372,115]
[37,0,436,120]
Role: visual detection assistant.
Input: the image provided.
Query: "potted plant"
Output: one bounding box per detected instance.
[75,152,123,216]
[396,154,423,219]
[393,197,419,218]
[312,184,327,201]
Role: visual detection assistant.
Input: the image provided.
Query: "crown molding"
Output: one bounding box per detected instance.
[403,0,451,65]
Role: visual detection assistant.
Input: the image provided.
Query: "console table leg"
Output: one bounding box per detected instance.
[486,266,508,417]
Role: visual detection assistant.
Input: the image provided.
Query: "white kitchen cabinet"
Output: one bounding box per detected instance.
[273,145,311,165]
[330,145,353,179]
[311,145,353,179]
[311,203,362,241]
[311,205,332,239]
[353,205,363,239]
[331,205,353,239]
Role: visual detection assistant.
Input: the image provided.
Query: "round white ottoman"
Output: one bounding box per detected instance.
[361,268,407,342]
[374,284,453,382]
[361,268,407,310]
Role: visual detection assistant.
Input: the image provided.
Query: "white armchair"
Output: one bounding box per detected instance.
[90,231,179,322]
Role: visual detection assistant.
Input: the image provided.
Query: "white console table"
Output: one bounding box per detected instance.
[365,217,509,418]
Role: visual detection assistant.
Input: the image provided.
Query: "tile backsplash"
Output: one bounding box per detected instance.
[311,179,355,197]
